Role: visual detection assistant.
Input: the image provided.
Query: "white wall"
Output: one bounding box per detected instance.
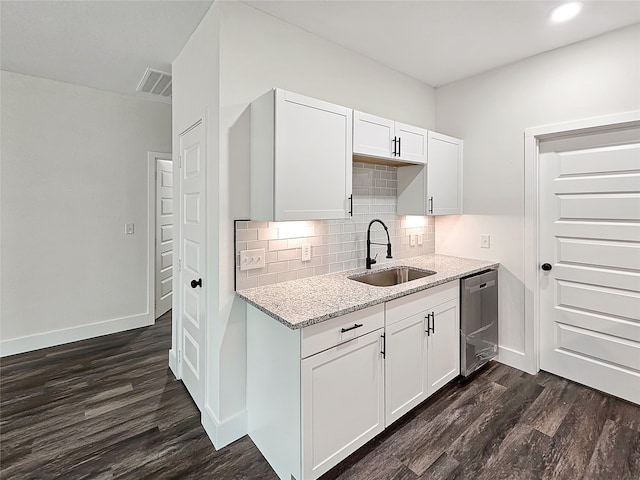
[171,3,224,443]
[1,71,171,355]
[170,0,435,448]
[218,0,435,439]
[434,25,640,372]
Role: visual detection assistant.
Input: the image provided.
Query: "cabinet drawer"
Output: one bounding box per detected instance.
[302,304,385,358]
[385,281,459,326]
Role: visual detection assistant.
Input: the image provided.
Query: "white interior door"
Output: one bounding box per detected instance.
[179,121,206,409]
[539,128,640,405]
[155,156,173,318]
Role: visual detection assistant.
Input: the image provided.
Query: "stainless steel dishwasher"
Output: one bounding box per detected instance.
[460,269,498,376]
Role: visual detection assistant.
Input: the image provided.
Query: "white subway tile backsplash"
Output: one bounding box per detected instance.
[235,162,435,290]
[237,229,258,242]
[266,251,278,263]
[247,240,267,250]
[258,273,279,287]
[312,245,330,256]
[277,271,297,283]
[268,239,287,251]
[297,268,315,279]
[268,262,289,274]
[236,276,257,290]
[247,221,269,229]
[330,262,345,273]
[258,228,278,241]
[277,249,300,262]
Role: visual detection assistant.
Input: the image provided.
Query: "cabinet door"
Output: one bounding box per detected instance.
[395,122,427,164]
[385,312,428,427]
[275,90,352,221]
[427,298,460,396]
[353,111,395,159]
[426,131,463,215]
[302,329,385,480]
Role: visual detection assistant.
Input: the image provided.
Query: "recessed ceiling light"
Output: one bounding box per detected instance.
[551,2,582,22]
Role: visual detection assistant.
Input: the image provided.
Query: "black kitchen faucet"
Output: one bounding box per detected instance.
[366,219,392,269]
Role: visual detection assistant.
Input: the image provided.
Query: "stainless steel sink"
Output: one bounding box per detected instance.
[349,267,436,287]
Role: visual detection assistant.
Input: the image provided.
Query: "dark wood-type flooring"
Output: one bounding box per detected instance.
[1,312,638,479]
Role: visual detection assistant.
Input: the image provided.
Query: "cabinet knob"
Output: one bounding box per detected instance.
[191,278,202,288]
[541,263,552,271]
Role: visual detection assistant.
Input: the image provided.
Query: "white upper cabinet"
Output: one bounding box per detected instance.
[352,111,395,159]
[395,122,428,164]
[397,131,463,216]
[251,89,353,221]
[353,111,427,165]
[426,131,463,215]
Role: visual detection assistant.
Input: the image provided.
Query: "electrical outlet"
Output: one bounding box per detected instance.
[480,234,491,248]
[410,233,416,247]
[240,248,266,271]
[302,243,311,262]
[125,223,135,235]
[417,233,423,246]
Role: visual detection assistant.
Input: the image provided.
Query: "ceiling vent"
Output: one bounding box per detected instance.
[136,68,172,97]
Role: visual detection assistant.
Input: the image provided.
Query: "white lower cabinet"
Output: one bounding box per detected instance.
[427,298,460,395]
[384,281,460,427]
[302,329,385,479]
[247,281,460,480]
[384,312,428,426]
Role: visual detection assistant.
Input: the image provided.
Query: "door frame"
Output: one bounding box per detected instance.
[147,151,173,322]
[523,110,640,375]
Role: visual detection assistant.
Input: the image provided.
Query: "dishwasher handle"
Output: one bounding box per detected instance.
[469,279,495,294]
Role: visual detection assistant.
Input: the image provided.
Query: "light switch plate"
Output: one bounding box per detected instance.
[125,223,134,235]
[480,234,491,248]
[410,234,416,247]
[301,243,311,262]
[417,233,423,246]
[240,248,266,271]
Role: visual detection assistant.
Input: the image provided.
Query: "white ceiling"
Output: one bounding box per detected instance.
[0,0,213,101]
[1,1,638,100]
[244,0,640,87]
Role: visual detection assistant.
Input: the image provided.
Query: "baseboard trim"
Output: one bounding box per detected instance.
[0,312,154,357]
[168,349,179,379]
[498,345,536,375]
[202,405,248,450]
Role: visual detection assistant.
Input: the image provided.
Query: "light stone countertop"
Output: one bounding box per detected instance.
[236,254,499,330]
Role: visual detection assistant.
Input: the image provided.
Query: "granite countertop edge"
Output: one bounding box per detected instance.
[236,254,499,330]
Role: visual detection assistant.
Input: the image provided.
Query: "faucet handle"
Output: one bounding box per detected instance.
[371,253,378,265]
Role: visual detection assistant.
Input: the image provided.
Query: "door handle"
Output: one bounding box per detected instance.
[425,312,434,335]
[392,137,397,156]
[541,263,552,271]
[397,136,401,157]
[429,196,434,214]
[191,278,202,288]
[380,333,386,359]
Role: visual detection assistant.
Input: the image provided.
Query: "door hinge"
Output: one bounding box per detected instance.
[179,155,182,168]
[178,258,182,271]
